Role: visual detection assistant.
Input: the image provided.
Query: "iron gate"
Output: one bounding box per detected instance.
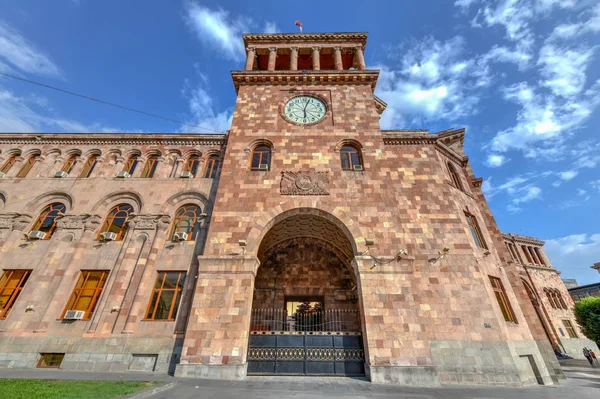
[247,309,365,376]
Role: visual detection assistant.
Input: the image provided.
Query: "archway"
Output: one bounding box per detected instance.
[247,210,365,376]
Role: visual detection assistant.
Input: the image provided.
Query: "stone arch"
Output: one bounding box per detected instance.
[245,138,275,155]
[26,191,74,212]
[144,148,163,159]
[182,149,201,158]
[0,191,6,210]
[1,148,22,162]
[203,149,222,160]
[90,190,143,215]
[160,190,208,215]
[22,149,42,159]
[105,149,122,162]
[123,149,142,159]
[246,206,362,263]
[334,138,363,153]
[83,149,102,158]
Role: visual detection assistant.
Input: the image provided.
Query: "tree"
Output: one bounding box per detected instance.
[574,297,600,343]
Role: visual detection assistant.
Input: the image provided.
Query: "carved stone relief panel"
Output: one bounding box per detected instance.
[280,171,329,195]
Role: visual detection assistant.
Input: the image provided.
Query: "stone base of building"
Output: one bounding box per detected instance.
[429,339,555,386]
[366,365,440,386]
[561,337,600,360]
[0,336,181,374]
[174,363,247,380]
[534,339,565,382]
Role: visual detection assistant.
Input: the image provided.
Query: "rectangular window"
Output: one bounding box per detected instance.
[465,212,488,249]
[521,246,533,263]
[144,272,186,321]
[62,271,109,320]
[37,353,65,368]
[79,156,97,178]
[0,156,16,174]
[61,157,77,174]
[123,157,138,175]
[563,319,578,338]
[0,270,31,319]
[141,158,158,178]
[489,276,518,323]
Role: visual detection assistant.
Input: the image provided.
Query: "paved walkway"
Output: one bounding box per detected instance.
[0,359,598,398]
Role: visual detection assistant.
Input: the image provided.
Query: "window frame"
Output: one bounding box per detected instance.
[123,155,139,175]
[169,204,202,241]
[250,146,272,171]
[183,156,200,177]
[61,270,109,320]
[140,156,159,178]
[30,203,67,239]
[521,245,533,263]
[61,155,78,174]
[447,162,463,190]
[340,145,363,171]
[489,276,518,323]
[144,271,187,321]
[0,155,16,174]
[79,155,98,178]
[563,319,578,338]
[534,247,546,265]
[16,156,37,178]
[203,156,219,178]
[465,212,488,249]
[37,353,65,369]
[0,269,31,319]
[97,204,134,241]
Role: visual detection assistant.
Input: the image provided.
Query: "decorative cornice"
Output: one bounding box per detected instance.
[502,232,545,246]
[231,70,380,93]
[471,177,483,188]
[0,133,227,146]
[373,95,387,115]
[243,32,368,46]
[0,213,33,232]
[127,214,171,231]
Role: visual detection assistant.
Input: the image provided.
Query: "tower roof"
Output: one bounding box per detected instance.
[243,32,368,47]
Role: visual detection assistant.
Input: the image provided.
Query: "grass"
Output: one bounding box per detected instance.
[0,379,156,399]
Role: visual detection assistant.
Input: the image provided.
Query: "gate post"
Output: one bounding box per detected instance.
[175,255,259,379]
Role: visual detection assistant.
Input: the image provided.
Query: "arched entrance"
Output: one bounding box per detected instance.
[247,210,365,376]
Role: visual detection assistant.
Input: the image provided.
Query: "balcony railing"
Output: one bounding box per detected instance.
[250,309,361,333]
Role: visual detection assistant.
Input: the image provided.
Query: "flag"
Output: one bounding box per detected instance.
[295,20,303,33]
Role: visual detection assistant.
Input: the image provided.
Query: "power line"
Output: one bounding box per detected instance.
[0,71,224,134]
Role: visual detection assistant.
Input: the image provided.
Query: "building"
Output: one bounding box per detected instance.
[569,283,600,302]
[0,32,596,387]
[562,279,578,290]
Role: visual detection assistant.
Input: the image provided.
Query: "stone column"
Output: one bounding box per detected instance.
[333,46,343,70]
[244,47,255,71]
[290,46,298,71]
[354,46,366,70]
[267,47,277,71]
[312,46,320,70]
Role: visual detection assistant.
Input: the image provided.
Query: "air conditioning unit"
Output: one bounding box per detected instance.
[258,164,269,171]
[54,171,68,178]
[100,232,117,241]
[180,171,193,178]
[63,310,85,320]
[116,171,131,178]
[0,172,5,178]
[353,165,364,171]
[173,232,188,241]
[28,230,47,240]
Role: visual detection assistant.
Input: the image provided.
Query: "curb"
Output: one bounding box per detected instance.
[123,381,177,399]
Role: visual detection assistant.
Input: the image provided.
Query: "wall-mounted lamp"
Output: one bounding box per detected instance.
[111,305,121,313]
[25,305,35,312]
[238,240,247,255]
[429,247,450,264]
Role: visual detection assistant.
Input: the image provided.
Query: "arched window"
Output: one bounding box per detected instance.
[141,156,159,178]
[183,156,200,177]
[204,156,219,178]
[123,155,139,175]
[250,146,271,171]
[98,204,134,240]
[61,155,78,174]
[555,290,568,309]
[79,155,98,178]
[0,156,16,174]
[340,145,363,171]
[447,162,463,190]
[170,204,202,241]
[30,203,67,239]
[16,155,37,178]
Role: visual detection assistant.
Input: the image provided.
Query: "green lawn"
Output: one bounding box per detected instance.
[0,379,156,399]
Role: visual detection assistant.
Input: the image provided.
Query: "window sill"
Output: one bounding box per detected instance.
[142,319,176,322]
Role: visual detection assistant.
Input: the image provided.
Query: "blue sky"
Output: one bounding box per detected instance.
[1,0,599,284]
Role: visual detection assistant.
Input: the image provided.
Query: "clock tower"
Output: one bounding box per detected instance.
[175,32,559,386]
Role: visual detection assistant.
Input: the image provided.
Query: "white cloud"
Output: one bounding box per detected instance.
[538,44,594,98]
[548,3,600,41]
[559,170,578,180]
[0,21,61,77]
[513,186,542,203]
[376,36,490,128]
[264,22,279,34]
[592,180,600,190]
[577,189,587,196]
[184,2,251,61]
[486,153,508,167]
[180,75,232,133]
[544,233,600,281]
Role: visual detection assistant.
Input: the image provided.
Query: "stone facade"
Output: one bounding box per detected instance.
[0,32,589,386]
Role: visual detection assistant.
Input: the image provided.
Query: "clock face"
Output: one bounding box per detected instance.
[284,96,326,125]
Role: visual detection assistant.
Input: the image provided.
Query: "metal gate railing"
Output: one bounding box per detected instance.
[250,309,361,333]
